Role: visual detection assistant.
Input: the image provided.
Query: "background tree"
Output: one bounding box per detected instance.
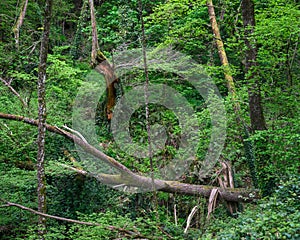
[241,0,266,132]
[12,0,28,49]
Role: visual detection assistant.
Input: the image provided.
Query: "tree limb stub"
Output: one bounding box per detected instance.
[0,112,260,203]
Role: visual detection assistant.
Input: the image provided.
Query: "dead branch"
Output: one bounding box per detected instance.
[0,199,147,238]
[0,77,28,108]
[0,200,101,226]
[207,188,219,219]
[184,205,198,234]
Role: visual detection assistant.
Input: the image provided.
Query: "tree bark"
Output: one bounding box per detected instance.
[241,0,274,195]
[241,0,267,132]
[37,0,53,238]
[0,112,260,203]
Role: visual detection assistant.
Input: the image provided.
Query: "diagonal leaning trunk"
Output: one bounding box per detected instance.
[206,0,238,108]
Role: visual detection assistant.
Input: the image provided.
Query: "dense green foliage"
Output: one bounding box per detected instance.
[0,0,299,239]
[203,176,300,239]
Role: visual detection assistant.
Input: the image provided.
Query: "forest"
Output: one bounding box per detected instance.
[0,0,299,239]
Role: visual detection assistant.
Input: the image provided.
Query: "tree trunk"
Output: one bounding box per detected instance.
[87,0,119,120]
[241,0,267,132]
[37,0,53,238]
[13,0,28,49]
[88,0,99,66]
[241,0,274,195]
[206,0,237,102]
[0,112,260,203]
[206,0,262,209]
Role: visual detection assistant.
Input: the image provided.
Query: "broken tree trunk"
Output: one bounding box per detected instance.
[87,0,119,120]
[94,52,119,120]
[0,112,259,203]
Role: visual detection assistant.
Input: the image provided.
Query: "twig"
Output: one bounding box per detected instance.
[62,125,88,143]
[58,163,88,175]
[174,204,178,226]
[157,225,174,239]
[27,40,40,55]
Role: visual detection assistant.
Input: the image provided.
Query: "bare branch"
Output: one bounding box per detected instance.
[184,205,198,234]
[0,77,28,108]
[174,204,178,226]
[0,199,147,238]
[0,199,101,226]
[62,125,88,143]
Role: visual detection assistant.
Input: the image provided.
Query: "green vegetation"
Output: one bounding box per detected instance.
[0,0,299,239]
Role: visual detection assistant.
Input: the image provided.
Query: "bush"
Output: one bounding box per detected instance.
[203,176,300,239]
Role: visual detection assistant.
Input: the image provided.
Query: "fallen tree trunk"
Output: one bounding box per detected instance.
[0,112,260,203]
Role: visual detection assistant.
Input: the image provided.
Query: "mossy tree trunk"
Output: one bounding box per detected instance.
[37,0,53,238]
[206,0,240,114]
[207,0,260,191]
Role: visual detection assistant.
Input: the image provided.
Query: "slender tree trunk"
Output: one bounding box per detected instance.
[241,0,267,132]
[13,0,28,49]
[37,0,53,238]
[88,0,99,66]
